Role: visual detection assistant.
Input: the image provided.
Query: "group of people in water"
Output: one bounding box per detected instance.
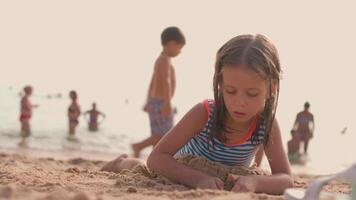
[19,86,106,144]
[15,26,320,194]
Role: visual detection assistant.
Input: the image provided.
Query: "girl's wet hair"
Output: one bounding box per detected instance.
[211,34,282,148]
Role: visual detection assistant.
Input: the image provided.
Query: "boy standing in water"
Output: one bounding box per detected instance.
[132,27,185,158]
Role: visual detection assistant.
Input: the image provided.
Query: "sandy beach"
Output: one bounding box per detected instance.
[1,0,356,199]
[0,152,352,200]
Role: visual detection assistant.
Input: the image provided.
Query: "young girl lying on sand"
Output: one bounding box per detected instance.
[103,34,293,195]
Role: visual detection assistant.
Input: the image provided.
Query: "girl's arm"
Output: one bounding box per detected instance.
[254,119,293,194]
[147,103,224,189]
[230,119,293,194]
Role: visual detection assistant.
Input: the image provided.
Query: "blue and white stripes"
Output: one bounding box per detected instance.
[176,99,266,167]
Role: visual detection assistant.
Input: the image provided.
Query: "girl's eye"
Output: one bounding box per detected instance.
[247,92,259,97]
[226,90,235,94]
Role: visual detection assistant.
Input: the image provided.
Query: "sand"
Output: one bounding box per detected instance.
[0,152,352,200]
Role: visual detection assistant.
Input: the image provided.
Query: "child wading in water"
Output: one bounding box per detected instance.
[104,34,293,194]
[287,130,301,162]
[131,27,185,158]
[19,85,38,146]
[68,90,81,136]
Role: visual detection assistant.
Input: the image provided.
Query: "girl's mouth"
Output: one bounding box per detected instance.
[233,111,246,118]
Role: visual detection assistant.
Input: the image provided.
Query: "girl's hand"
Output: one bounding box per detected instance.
[228,174,258,193]
[195,176,224,190]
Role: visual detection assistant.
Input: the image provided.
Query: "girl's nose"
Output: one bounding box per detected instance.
[234,93,247,107]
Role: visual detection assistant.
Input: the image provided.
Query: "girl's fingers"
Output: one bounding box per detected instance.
[215,179,224,190]
[227,174,238,182]
[231,183,241,192]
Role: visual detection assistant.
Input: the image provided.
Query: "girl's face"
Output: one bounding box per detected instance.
[221,66,269,124]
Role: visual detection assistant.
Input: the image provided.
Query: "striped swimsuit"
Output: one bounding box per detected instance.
[176,99,266,167]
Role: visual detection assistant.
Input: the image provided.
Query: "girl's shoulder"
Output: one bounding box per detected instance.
[176,101,211,137]
[202,99,215,117]
[199,99,216,130]
[193,100,211,119]
[180,100,215,135]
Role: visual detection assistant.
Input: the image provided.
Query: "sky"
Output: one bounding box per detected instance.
[1,0,356,140]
